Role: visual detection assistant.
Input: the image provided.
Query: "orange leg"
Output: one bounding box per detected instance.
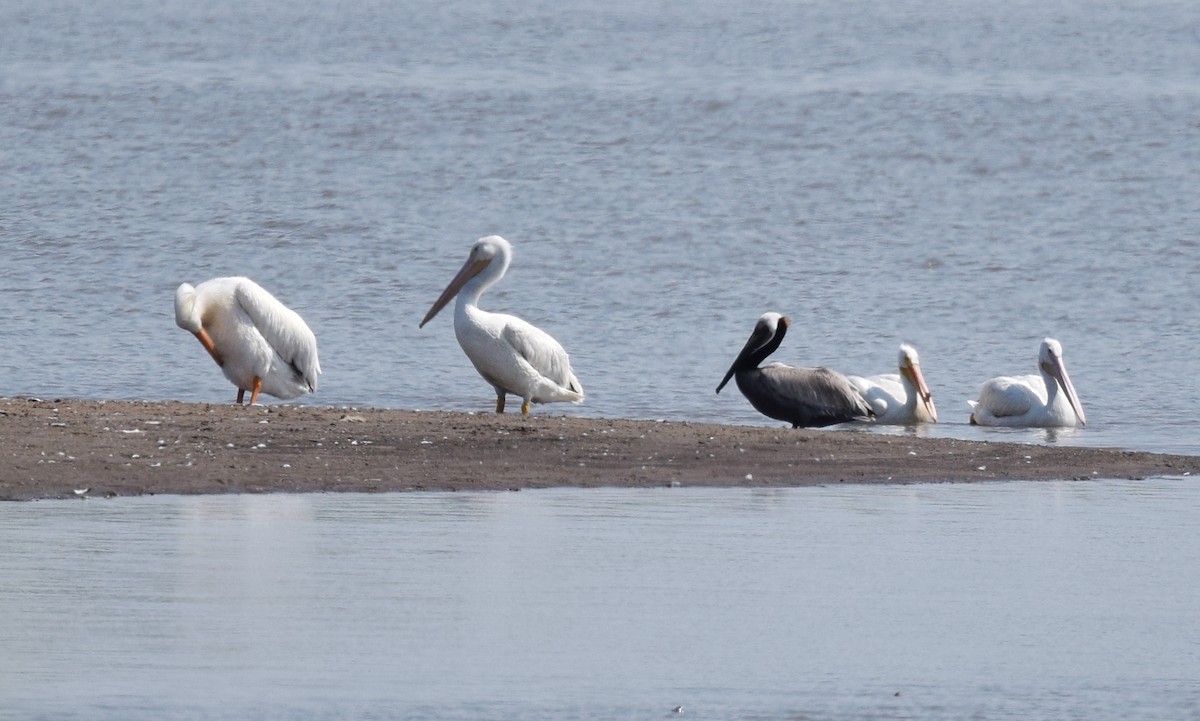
[521,400,531,416]
[249,377,263,405]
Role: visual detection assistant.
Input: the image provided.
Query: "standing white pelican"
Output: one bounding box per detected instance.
[419,235,584,415]
[716,312,874,428]
[846,343,938,425]
[968,337,1086,427]
[174,277,320,405]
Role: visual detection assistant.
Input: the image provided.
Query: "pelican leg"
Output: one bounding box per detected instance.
[236,388,246,405]
[521,400,531,416]
[249,377,263,405]
[495,389,506,414]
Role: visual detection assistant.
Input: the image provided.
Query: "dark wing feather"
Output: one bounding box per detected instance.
[741,364,874,428]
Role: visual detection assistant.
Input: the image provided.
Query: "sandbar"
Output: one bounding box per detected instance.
[2,397,1197,501]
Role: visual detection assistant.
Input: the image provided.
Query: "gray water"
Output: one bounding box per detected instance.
[2,481,1200,720]
[2,0,1199,453]
[5,8,1199,718]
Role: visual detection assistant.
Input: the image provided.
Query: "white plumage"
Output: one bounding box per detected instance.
[968,337,1085,428]
[420,235,583,415]
[847,343,938,425]
[174,277,320,405]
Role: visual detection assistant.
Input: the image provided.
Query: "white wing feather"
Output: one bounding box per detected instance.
[975,374,1044,419]
[233,280,321,392]
[501,319,583,399]
[846,373,903,417]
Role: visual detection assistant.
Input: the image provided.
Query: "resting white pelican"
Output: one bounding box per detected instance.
[969,337,1086,427]
[846,343,938,425]
[716,312,874,428]
[174,277,320,405]
[419,235,584,415]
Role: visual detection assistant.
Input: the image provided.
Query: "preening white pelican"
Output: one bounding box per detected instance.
[969,337,1085,428]
[847,343,938,424]
[716,312,874,428]
[174,277,320,405]
[419,235,584,415]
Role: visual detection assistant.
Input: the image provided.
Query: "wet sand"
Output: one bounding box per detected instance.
[2,397,1197,500]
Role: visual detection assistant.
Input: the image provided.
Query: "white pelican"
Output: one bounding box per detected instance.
[969,337,1086,427]
[716,312,874,428]
[846,343,938,425]
[174,277,320,405]
[419,235,584,415]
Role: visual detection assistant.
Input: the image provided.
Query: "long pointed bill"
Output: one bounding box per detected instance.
[715,362,738,394]
[419,256,490,328]
[716,323,774,394]
[1044,357,1086,426]
[902,362,938,422]
[195,329,224,367]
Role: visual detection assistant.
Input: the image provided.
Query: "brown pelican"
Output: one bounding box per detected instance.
[846,343,938,424]
[969,337,1086,427]
[174,277,320,405]
[716,312,874,428]
[420,235,584,415]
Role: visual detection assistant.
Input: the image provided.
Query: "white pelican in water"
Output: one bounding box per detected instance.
[969,337,1086,427]
[174,277,320,405]
[846,343,938,425]
[716,312,874,428]
[419,235,584,415]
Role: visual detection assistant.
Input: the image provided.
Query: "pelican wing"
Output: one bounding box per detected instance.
[233,280,321,392]
[975,375,1044,419]
[501,318,583,396]
[846,373,904,416]
[754,364,873,425]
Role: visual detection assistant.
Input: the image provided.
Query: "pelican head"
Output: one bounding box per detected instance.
[898,343,938,422]
[173,281,224,365]
[174,283,201,333]
[716,312,788,393]
[420,235,513,328]
[1038,337,1086,426]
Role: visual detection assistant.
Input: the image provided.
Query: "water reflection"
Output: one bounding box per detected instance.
[2,481,1199,720]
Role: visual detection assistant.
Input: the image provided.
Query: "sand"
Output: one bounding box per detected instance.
[1,396,1196,500]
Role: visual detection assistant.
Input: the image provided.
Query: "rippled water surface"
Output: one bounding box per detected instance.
[3,481,1199,720]
[1,0,1199,454]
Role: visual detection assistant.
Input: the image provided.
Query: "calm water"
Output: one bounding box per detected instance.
[2,481,1200,720]
[2,0,1199,454]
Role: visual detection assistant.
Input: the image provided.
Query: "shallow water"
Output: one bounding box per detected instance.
[2,480,1199,720]
[2,0,1199,455]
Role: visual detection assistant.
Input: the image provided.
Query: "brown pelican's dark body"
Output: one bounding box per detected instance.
[717,313,874,428]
